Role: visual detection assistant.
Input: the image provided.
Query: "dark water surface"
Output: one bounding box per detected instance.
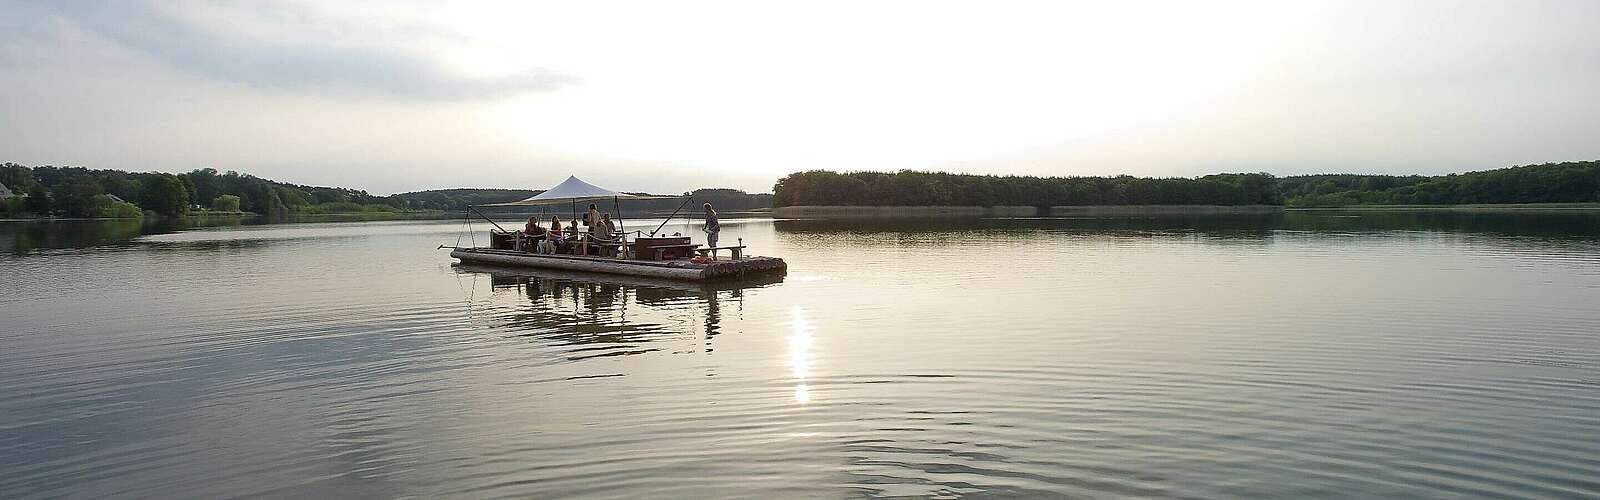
[3,212,1599,498]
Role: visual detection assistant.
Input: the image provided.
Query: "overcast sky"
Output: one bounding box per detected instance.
[2,1,1597,194]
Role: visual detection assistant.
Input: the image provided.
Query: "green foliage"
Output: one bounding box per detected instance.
[25,184,51,214]
[57,176,106,217]
[2,163,38,191]
[179,175,198,205]
[91,194,143,218]
[212,194,241,212]
[1280,161,1600,206]
[186,168,222,203]
[139,174,191,217]
[772,170,1283,207]
[1,197,25,217]
[95,170,141,201]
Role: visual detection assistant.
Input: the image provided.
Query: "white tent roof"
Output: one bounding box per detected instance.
[481,176,668,206]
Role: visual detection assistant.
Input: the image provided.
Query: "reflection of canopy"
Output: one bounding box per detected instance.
[480,176,672,206]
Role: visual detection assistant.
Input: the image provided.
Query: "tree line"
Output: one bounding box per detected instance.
[10,160,1593,218]
[1,162,774,219]
[1,163,408,219]
[391,187,773,213]
[772,161,1600,208]
[1278,161,1600,207]
[773,170,1282,207]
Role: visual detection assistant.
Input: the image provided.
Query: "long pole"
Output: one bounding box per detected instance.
[651,196,695,237]
[467,206,508,233]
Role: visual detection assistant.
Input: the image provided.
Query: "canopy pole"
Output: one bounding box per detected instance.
[613,195,626,259]
[613,196,625,234]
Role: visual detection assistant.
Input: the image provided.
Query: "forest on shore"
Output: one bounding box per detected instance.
[389,188,772,213]
[1276,161,1600,207]
[1,164,405,219]
[772,161,1600,208]
[774,170,1282,207]
[0,163,771,219]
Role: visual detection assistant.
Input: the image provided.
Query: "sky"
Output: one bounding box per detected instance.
[2,1,1597,195]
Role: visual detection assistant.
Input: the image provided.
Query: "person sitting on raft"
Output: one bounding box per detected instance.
[599,213,616,237]
[540,215,565,254]
[595,213,619,256]
[531,216,550,251]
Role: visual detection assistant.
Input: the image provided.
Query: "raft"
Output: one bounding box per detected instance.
[451,247,787,281]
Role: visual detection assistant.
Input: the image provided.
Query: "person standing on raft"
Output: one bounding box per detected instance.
[584,203,600,230]
[702,202,720,251]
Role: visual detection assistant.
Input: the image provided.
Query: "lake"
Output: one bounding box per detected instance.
[3,212,1598,498]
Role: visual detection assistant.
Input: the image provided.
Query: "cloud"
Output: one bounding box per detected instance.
[23,1,574,100]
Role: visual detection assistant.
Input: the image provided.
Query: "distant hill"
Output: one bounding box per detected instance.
[388,188,540,210]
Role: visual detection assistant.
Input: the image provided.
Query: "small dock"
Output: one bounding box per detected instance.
[451,247,786,281]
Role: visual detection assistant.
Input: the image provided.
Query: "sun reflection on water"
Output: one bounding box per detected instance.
[788,306,813,404]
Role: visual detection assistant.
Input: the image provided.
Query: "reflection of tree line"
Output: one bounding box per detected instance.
[0,215,355,254]
[481,272,744,360]
[1,218,176,254]
[773,211,1600,242]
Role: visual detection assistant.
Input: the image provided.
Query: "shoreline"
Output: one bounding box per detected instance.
[773,205,1283,218]
[1288,203,1600,212]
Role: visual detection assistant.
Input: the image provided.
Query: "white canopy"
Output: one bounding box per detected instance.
[481,176,667,206]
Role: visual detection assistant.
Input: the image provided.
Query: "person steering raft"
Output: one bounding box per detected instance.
[702,202,720,249]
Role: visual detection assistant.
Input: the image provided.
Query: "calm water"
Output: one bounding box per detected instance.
[3,212,1599,498]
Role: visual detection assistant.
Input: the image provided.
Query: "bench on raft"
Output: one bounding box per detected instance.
[695,245,747,260]
[648,243,700,260]
[576,235,626,257]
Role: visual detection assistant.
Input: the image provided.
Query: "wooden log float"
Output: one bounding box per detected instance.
[450,248,786,281]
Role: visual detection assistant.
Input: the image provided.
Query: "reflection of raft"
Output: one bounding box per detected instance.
[451,247,787,281]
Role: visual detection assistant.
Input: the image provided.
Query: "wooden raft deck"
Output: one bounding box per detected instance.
[450,247,786,281]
